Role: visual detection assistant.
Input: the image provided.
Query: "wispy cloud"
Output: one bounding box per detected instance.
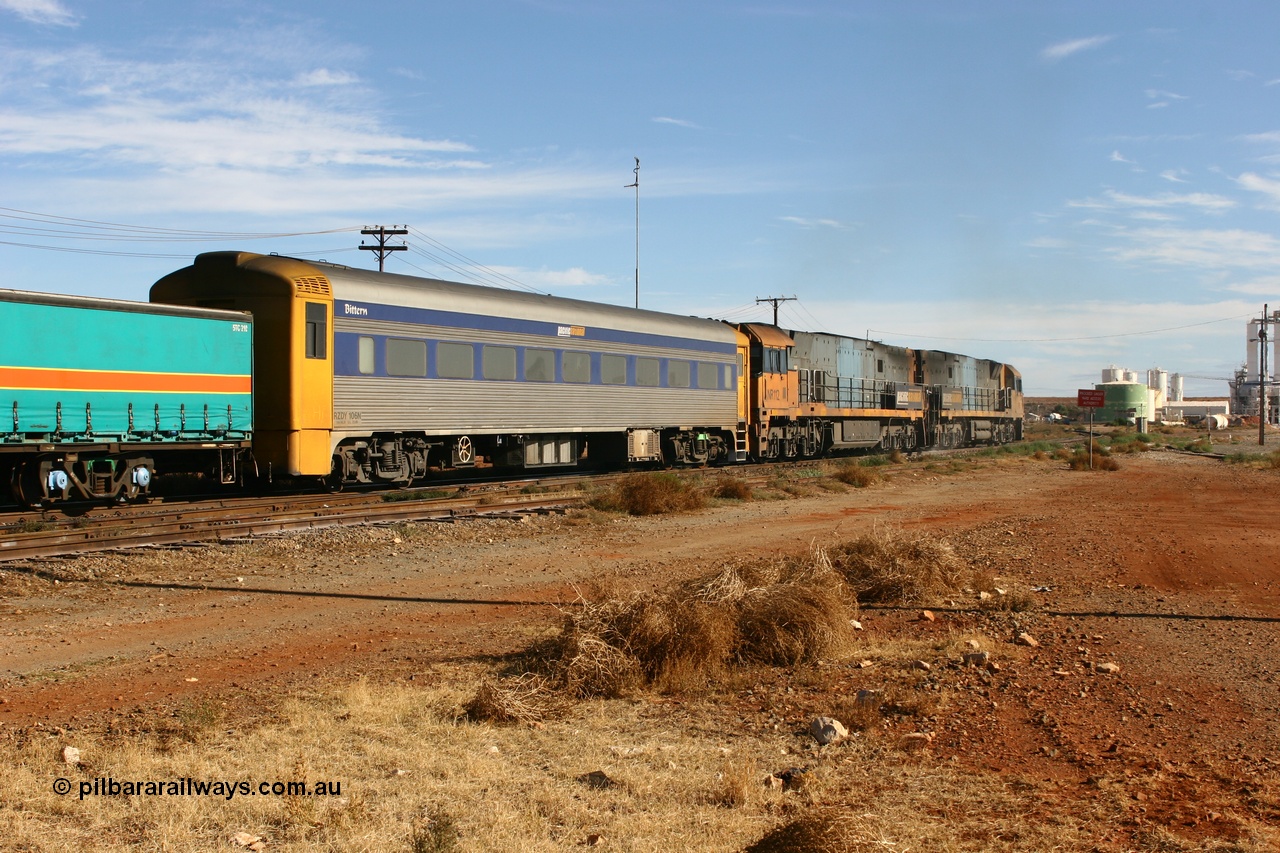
[1110,150,1136,165]
[1110,226,1280,270]
[0,0,76,26]
[1160,168,1189,183]
[294,69,360,87]
[1069,189,1235,214]
[1236,171,1280,209]
[652,116,700,129]
[778,215,851,230]
[1224,275,1280,296]
[1041,35,1114,62]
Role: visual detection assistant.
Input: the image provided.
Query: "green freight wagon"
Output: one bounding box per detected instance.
[0,289,253,505]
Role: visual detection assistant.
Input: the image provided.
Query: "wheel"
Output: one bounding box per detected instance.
[453,436,474,466]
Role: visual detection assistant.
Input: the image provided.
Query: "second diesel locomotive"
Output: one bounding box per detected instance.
[2,250,1023,504]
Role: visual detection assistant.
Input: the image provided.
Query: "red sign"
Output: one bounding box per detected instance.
[1077,389,1106,408]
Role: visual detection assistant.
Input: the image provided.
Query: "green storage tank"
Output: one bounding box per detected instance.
[1098,382,1149,424]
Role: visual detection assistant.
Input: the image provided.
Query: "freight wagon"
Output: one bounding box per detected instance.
[0,289,253,504]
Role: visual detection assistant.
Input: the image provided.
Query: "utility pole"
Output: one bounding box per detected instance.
[359,226,408,272]
[1261,304,1270,447]
[755,295,797,326]
[624,158,639,308]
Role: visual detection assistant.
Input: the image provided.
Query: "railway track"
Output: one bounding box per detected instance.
[0,482,586,562]
[0,448,1023,562]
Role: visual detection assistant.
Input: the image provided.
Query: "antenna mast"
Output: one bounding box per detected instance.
[624,158,639,308]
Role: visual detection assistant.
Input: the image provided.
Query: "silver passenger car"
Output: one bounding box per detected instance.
[321,263,742,477]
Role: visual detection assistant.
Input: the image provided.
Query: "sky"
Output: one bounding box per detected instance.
[2,0,1279,397]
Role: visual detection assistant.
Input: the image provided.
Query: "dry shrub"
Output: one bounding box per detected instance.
[826,527,969,605]
[463,674,568,725]
[736,578,850,665]
[831,464,880,488]
[744,809,884,853]
[592,472,706,515]
[558,631,645,699]
[1069,451,1120,471]
[544,554,855,697]
[1032,449,1049,461]
[713,477,753,501]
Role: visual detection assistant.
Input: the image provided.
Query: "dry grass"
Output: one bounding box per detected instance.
[541,554,854,697]
[712,477,754,501]
[8,672,1202,853]
[825,527,971,605]
[830,464,881,488]
[590,472,706,515]
[1069,450,1121,471]
[463,673,569,725]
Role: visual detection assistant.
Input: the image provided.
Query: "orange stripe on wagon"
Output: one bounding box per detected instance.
[0,366,252,395]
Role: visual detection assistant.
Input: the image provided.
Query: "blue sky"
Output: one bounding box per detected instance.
[2,1,1278,396]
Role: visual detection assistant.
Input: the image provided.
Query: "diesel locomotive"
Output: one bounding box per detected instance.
[1,251,1022,505]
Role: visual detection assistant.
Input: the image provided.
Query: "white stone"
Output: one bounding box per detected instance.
[809,716,849,745]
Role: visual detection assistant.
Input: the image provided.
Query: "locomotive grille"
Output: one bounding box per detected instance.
[293,275,332,296]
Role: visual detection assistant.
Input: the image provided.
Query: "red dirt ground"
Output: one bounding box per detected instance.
[2,447,1279,846]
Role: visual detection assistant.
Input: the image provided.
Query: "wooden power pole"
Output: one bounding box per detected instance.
[360,226,408,272]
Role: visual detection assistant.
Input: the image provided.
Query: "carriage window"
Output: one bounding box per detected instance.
[698,362,719,389]
[636,358,660,387]
[304,302,327,359]
[358,336,375,375]
[601,354,627,386]
[877,359,884,373]
[386,338,426,377]
[564,351,591,384]
[483,345,517,381]
[438,342,474,379]
[524,348,554,382]
[668,360,690,388]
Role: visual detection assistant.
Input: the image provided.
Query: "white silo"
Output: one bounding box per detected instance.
[1147,368,1168,398]
[1123,369,1140,383]
[1102,365,1124,383]
[1170,373,1184,402]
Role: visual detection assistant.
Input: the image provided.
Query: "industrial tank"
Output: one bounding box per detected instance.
[1102,365,1124,383]
[1098,382,1149,423]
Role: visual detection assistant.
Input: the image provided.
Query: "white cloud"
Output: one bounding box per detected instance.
[294,69,360,87]
[1041,35,1114,62]
[1110,227,1280,270]
[1160,168,1189,183]
[1068,189,1235,214]
[652,116,700,129]
[1025,237,1070,249]
[1145,88,1188,101]
[778,215,851,230]
[1236,171,1280,208]
[0,0,75,26]
[517,266,612,289]
[1110,150,1136,164]
[0,45,475,177]
[1224,275,1280,296]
